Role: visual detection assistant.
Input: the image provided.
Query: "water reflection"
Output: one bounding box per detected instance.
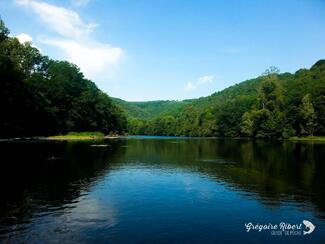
[0,137,324,243]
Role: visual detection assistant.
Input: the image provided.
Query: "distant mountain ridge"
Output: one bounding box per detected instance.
[114,60,325,138]
[112,97,193,119]
[113,75,275,119]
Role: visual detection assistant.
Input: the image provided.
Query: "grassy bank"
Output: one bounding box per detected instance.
[48,132,105,140]
[288,136,325,142]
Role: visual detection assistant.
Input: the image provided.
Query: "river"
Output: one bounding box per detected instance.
[0,137,324,243]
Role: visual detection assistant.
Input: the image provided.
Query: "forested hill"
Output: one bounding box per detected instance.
[119,61,325,139]
[0,19,126,138]
[114,73,286,120]
[112,98,193,120]
[1,18,324,139]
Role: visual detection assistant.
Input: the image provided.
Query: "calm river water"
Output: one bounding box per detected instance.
[0,137,324,243]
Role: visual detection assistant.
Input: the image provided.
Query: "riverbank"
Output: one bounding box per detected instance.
[288,136,325,142]
[46,134,325,141]
[1,134,324,142]
[47,132,119,140]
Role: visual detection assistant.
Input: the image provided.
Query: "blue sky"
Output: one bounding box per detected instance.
[1,0,325,101]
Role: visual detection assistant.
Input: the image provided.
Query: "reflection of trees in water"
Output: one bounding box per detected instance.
[122,139,325,215]
[0,140,127,231]
[0,138,324,232]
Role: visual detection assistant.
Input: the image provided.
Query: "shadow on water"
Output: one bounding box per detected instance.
[0,137,324,242]
[0,140,127,232]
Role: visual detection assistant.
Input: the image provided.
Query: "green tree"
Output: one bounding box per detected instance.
[241,111,255,136]
[299,94,317,136]
[0,18,9,42]
[259,75,283,111]
[0,19,127,137]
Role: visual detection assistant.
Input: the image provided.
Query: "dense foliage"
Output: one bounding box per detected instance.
[112,98,193,120]
[120,63,325,139]
[0,20,126,138]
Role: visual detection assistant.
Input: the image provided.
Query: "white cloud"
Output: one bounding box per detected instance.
[16,33,32,43]
[198,75,215,84]
[15,32,42,52]
[71,0,91,7]
[15,0,124,85]
[16,0,95,38]
[184,81,196,91]
[184,75,215,92]
[40,38,123,81]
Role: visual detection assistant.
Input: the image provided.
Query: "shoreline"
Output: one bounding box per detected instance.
[287,136,325,142]
[0,135,324,142]
[46,135,120,140]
